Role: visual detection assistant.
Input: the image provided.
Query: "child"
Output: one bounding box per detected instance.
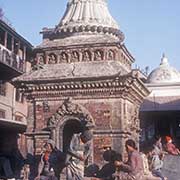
[149,148,167,180]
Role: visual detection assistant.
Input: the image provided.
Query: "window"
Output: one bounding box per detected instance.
[0,109,5,118]
[15,89,24,103]
[0,80,6,96]
[15,115,23,122]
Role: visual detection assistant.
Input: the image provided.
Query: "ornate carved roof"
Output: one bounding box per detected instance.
[59,0,119,30]
[38,0,124,49]
[14,61,127,82]
[147,54,180,84]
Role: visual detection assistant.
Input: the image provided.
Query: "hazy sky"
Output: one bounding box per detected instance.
[0,0,180,72]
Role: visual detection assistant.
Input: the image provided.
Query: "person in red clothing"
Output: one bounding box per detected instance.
[165,136,180,155]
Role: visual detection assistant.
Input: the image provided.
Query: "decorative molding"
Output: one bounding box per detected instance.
[47,98,95,130]
[34,47,120,65]
[19,75,149,105]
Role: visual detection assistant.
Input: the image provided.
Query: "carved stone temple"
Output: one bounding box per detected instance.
[14,0,149,164]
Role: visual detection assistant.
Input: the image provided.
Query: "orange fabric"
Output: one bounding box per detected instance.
[44,152,50,162]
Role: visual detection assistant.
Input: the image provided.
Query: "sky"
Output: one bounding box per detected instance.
[0,0,180,73]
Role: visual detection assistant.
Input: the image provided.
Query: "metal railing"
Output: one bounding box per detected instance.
[0,44,24,73]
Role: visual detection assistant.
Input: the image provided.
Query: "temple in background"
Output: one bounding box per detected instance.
[140,54,180,147]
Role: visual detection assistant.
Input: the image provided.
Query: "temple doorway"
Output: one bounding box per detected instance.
[62,119,82,153]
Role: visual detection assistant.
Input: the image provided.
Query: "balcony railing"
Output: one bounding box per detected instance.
[0,44,24,73]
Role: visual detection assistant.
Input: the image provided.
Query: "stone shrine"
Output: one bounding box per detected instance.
[14,0,149,165]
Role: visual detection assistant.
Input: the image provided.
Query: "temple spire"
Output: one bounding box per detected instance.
[160,53,169,66]
[59,0,119,29]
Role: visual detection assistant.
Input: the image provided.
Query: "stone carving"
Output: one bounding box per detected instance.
[94,50,103,61]
[108,50,115,60]
[32,56,44,71]
[38,55,45,65]
[48,98,94,129]
[71,51,79,62]
[129,107,140,133]
[59,0,119,30]
[60,52,68,63]
[48,53,57,64]
[82,51,91,61]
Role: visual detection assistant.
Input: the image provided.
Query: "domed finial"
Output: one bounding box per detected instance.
[162,53,165,58]
[59,0,119,29]
[160,53,169,66]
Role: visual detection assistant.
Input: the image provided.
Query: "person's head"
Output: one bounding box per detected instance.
[44,139,55,153]
[165,136,172,143]
[80,130,93,143]
[147,146,157,157]
[155,135,162,143]
[125,139,137,153]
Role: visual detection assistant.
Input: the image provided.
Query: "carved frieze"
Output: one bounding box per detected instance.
[33,47,122,65]
[108,49,115,60]
[94,50,103,61]
[82,50,91,61]
[60,52,69,63]
[48,53,57,64]
[71,51,80,62]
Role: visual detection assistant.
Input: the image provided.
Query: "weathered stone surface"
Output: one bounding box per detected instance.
[37,34,120,48]
[162,154,180,180]
[14,61,128,82]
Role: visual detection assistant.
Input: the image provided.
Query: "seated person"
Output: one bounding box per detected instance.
[112,139,144,180]
[141,147,161,180]
[165,136,180,155]
[96,149,122,180]
[149,147,167,180]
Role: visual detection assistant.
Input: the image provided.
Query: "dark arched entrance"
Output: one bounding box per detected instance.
[47,98,95,151]
[62,119,82,152]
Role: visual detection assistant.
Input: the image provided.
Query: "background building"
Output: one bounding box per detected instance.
[140,54,180,147]
[0,15,32,178]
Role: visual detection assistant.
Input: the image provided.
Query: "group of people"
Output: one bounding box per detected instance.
[35,129,93,180]
[93,135,180,180]
[33,134,180,180]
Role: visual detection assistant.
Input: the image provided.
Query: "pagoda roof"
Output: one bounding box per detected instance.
[13,61,128,83]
